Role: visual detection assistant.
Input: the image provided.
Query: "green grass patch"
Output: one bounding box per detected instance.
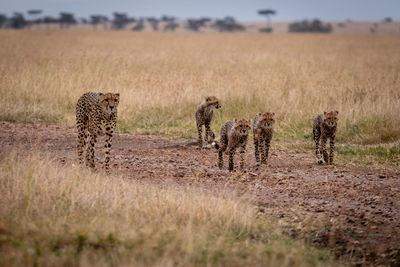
[336,144,400,165]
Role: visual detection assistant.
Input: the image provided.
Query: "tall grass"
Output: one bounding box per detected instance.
[0,31,399,144]
[0,151,334,266]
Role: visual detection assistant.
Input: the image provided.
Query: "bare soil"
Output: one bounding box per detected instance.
[1,121,399,265]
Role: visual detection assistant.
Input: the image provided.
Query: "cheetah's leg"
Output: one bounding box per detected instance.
[76,123,87,165]
[262,138,271,165]
[313,127,323,164]
[321,136,329,163]
[260,137,267,164]
[218,136,227,169]
[205,121,215,143]
[228,146,236,172]
[239,144,246,171]
[86,133,97,168]
[329,136,335,165]
[254,134,260,165]
[197,122,203,148]
[218,146,226,170]
[104,127,114,170]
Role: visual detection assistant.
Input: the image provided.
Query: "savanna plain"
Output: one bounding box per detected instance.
[0,30,400,266]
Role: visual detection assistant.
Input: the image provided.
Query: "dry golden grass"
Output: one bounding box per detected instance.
[0,150,335,266]
[0,30,399,155]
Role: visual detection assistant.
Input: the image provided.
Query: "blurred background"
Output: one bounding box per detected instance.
[1,0,399,33]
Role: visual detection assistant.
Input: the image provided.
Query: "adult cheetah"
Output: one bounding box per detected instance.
[195,96,221,148]
[76,92,120,170]
[313,111,339,165]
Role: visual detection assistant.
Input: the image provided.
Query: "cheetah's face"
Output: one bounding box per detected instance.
[323,110,339,127]
[234,119,251,136]
[206,96,221,109]
[258,112,275,129]
[99,93,120,114]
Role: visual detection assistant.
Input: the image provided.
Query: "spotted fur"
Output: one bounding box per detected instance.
[195,96,221,148]
[76,92,120,170]
[253,112,275,165]
[214,119,251,171]
[313,111,339,165]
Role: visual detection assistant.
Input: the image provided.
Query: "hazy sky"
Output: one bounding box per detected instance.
[2,0,399,21]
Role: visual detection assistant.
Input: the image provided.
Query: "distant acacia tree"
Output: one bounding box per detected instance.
[0,14,7,28]
[383,17,393,23]
[161,15,179,31]
[147,17,159,31]
[59,12,76,28]
[90,15,109,30]
[212,17,245,32]
[43,16,58,24]
[101,16,109,29]
[131,19,144,31]
[40,16,58,29]
[185,17,211,32]
[90,16,101,30]
[186,19,202,32]
[288,19,332,33]
[27,9,42,28]
[164,21,179,31]
[9,12,28,29]
[199,17,211,25]
[161,15,175,22]
[112,12,129,30]
[258,9,276,32]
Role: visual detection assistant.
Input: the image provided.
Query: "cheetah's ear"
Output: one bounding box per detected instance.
[234,118,237,123]
[334,110,339,115]
[323,111,327,115]
[205,96,210,101]
[98,93,105,101]
[115,93,120,97]
[271,112,275,116]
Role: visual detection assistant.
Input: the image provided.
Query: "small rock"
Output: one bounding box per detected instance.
[174,172,185,178]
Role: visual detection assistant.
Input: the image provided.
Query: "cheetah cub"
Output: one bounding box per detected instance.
[253,112,275,166]
[313,111,339,165]
[195,96,221,148]
[76,92,120,170]
[213,119,251,171]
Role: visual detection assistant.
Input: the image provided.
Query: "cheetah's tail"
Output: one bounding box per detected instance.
[211,141,219,150]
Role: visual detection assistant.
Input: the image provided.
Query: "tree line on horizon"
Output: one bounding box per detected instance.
[0,10,249,32]
[0,9,354,33]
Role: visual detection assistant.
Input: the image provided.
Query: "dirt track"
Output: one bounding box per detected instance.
[1,121,399,265]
